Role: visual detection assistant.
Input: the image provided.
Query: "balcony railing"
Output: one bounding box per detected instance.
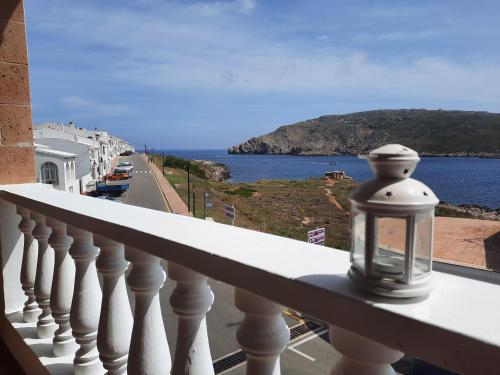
[0,183,499,374]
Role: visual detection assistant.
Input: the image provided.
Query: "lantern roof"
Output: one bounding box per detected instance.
[369,144,419,161]
[350,144,438,210]
[350,178,438,209]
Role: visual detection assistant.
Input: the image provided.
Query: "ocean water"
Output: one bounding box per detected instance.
[156,149,500,208]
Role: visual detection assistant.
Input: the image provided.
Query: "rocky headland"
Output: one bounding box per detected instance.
[229,109,500,156]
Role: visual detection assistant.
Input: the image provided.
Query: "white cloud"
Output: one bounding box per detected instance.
[190,0,255,16]
[236,0,256,14]
[353,29,440,42]
[27,1,500,110]
[61,96,130,118]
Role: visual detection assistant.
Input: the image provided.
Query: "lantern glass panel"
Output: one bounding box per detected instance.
[414,213,433,277]
[352,212,366,271]
[375,217,407,279]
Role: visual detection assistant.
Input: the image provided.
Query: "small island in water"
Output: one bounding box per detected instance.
[229,109,500,157]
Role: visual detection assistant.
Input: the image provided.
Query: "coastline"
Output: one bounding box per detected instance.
[194,158,500,215]
[157,150,500,209]
[228,150,500,158]
[437,202,500,220]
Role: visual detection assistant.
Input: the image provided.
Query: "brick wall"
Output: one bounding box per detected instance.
[0,0,35,184]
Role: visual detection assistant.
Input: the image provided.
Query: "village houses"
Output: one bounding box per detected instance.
[33,122,134,193]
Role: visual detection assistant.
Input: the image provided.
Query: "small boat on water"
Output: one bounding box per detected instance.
[329,161,336,165]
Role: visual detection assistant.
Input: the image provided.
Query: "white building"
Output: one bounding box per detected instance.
[34,122,134,181]
[34,144,81,193]
[34,139,93,193]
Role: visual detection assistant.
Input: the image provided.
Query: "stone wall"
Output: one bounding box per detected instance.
[0,0,35,184]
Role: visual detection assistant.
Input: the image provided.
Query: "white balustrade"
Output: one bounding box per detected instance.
[330,325,404,375]
[169,262,214,375]
[1,185,500,375]
[31,211,57,338]
[94,235,133,374]
[126,246,171,375]
[16,206,40,322]
[235,288,290,375]
[67,226,104,375]
[47,217,77,356]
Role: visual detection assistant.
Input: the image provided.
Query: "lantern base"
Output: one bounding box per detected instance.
[348,266,433,298]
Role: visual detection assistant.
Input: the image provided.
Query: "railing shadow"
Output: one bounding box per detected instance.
[485,231,500,271]
[296,273,429,307]
[45,363,74,373]
[29,342,54,358]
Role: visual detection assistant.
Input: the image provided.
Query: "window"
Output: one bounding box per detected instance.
[40,162,59,185]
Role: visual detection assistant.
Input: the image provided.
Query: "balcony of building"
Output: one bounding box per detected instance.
[0,183,499,374]
[1,0,500,373]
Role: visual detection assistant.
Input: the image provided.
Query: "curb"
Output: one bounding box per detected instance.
[143,154,191,216]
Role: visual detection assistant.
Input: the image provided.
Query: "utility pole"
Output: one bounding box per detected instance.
[187,161,191,212]
[162,152,165,176]
[203,192,206,220]
[144,144,147,155]
[192,188,196,218]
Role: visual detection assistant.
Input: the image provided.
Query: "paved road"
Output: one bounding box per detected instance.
[116,154,169,211]
[112,154,336,374]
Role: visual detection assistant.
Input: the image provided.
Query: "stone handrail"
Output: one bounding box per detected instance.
[1,183,499,374]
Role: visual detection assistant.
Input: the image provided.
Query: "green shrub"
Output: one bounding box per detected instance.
[163,155,206,179]
[225,187,257,197]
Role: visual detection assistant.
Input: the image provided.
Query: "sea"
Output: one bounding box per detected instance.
[155,149,500,209]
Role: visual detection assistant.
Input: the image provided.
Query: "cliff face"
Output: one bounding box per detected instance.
[228,109,500,156]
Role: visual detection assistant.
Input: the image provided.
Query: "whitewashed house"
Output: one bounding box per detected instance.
[34,123,104,179]
[34,139,93,193]
[34,144,80,193]
[34,122,134,180]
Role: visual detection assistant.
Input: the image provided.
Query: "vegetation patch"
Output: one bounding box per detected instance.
[224,187,257,197]
[162,155,207,179]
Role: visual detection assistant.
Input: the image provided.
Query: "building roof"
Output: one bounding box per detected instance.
[35,147,77,159]
[34,122,128,144]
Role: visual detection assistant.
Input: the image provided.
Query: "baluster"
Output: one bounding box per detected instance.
[169,263,214,375]
[126,246,171,375]
[94,235,133,374]
[17,207,40,322]
[46,217,77,356]
[235,288,289,375]
[31,211,57,338]
[329,325,404,375]
[68,226,103,374]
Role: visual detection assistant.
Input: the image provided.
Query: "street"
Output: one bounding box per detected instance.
[111,154,337,374]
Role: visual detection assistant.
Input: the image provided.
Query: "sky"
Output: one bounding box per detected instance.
[25,0,500,149]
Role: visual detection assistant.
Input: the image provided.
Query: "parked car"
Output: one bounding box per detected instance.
[92,181,129,196]
[116,161,134,176]
[106,171,129,181]
[119,151,134,156]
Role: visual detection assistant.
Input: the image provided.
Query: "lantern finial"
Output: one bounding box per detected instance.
[368,144,419,179]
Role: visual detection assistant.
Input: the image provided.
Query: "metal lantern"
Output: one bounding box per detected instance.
[348,144,439,298]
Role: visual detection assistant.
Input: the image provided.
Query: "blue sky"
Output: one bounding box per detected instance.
[25,0,500,149]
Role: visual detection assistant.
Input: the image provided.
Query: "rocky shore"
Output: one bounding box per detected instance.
[437,202,500,221]
[195,160,231,182]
